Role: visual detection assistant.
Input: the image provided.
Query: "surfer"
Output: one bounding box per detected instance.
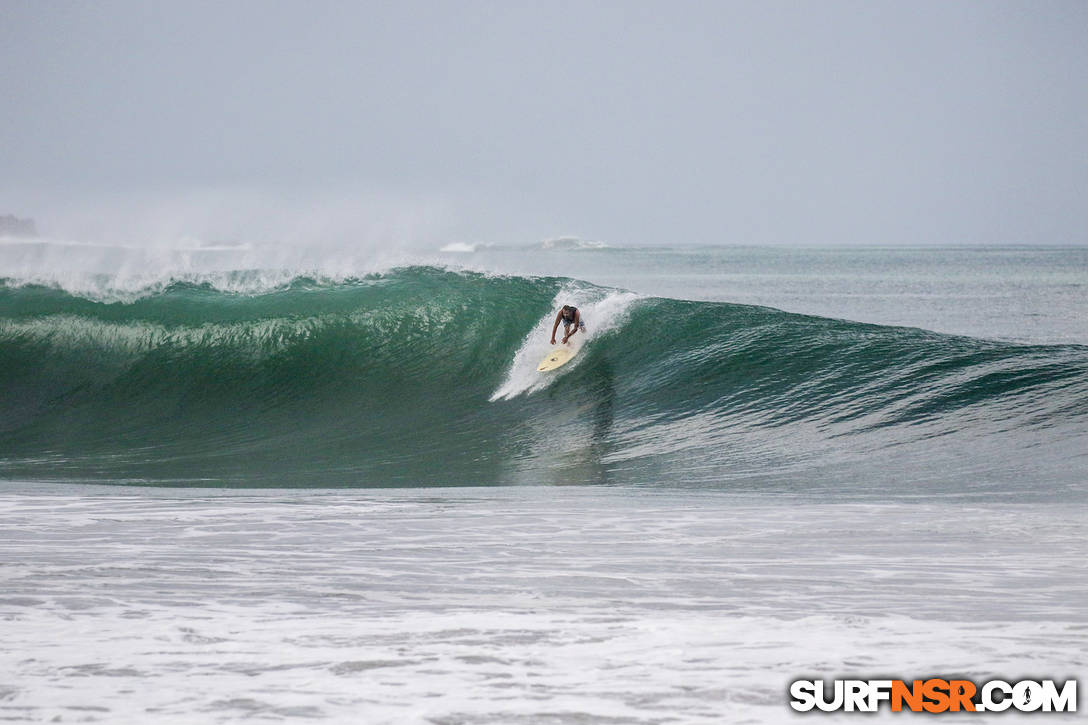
[550,305,585,345]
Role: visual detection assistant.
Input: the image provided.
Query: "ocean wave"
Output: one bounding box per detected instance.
[1,267,1085,489]
[537,236,610,250]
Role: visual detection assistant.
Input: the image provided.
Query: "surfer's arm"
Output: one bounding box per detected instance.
[550,313,562,344]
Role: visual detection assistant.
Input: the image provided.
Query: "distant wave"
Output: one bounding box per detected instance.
[1,267,1085,489]
[537,236,609,250]
[436,238,610,253]
[438,242,481,253]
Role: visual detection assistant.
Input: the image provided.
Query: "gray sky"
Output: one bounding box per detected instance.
[2,0,1086,246]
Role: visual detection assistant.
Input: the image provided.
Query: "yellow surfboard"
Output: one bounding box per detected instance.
[537,346,577,371]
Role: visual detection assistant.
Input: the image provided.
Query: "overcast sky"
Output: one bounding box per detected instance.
[2,0,1086,246]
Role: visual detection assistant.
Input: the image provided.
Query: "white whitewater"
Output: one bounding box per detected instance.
[490,287,640,401]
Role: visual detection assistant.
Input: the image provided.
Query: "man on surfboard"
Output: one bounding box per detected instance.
[550,305,585,345]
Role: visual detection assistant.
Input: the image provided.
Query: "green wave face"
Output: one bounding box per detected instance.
[1,267,1086,491]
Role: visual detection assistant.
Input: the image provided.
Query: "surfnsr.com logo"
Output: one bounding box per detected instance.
[789,679,1078,713]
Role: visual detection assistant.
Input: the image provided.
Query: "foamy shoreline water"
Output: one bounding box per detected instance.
[2,485,1084,723]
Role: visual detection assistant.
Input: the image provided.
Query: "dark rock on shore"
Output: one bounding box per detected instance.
[0,215,37,237]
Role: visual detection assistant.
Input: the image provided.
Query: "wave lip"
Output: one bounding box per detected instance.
[0,266,1085,491]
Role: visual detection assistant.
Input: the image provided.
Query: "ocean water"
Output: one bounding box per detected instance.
[1,240,1086,723]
